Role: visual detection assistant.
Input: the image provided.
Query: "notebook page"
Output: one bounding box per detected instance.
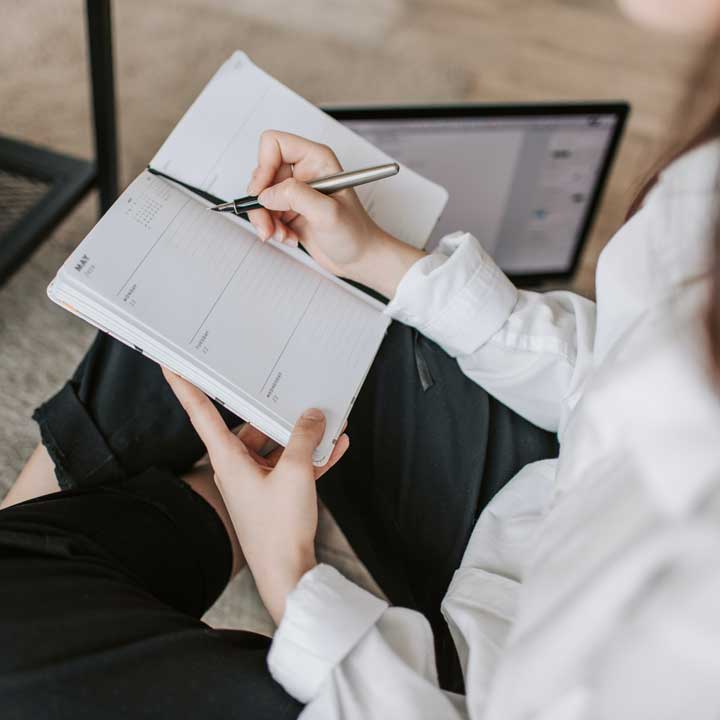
[55,171,389,463]
[151,51,448,250]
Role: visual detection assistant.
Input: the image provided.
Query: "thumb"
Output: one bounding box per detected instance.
[259,178,336,225]
[282,408,326,467]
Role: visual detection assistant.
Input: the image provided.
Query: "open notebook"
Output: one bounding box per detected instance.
[48,52,448,464]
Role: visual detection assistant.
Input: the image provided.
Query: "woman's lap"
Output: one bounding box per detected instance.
[319,323,558,689]
[0,470,300,720]
[1,323,557,708]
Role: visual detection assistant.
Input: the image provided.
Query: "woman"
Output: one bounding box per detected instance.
[2,0,720,717]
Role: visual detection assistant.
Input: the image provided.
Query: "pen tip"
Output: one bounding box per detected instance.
[207,207,219,212]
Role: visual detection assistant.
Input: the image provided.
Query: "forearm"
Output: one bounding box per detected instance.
[344,230,425,300]
[214,473,317,626]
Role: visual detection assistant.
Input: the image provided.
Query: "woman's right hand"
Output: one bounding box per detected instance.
[246,131,424,299]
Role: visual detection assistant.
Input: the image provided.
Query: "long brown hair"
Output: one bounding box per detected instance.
[628,39,720,375]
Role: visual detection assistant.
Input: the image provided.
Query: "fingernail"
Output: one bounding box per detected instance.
[271,231,283,243]
[287,238,299,248]
[302,408,324,421]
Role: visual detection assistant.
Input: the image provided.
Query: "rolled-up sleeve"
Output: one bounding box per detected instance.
[385,232,596,433]
[267,564,387,703]
[268,564,466,719]
[385,231,518,356]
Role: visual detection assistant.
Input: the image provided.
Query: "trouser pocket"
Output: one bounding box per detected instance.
[412,329,435,391]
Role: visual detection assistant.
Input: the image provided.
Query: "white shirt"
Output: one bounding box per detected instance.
[267,141,720,719]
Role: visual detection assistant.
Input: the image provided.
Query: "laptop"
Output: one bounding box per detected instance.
[325,103,629,285]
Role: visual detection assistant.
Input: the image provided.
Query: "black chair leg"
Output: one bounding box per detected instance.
[85,0,119,216]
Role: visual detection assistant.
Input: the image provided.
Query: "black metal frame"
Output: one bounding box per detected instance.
[0,0,118,287]
[0,138,95,284]
[325,101,630,286]
[86,0,118,215]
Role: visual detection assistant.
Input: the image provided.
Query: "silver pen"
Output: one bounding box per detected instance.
[208,162,400,214]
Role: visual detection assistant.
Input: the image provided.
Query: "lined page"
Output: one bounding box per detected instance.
[57,172,389,458]
[151,51,447,249]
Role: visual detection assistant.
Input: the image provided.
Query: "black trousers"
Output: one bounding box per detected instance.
[0,324,557,718]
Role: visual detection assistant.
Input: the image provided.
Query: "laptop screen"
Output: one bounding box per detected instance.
[330,106,627,280]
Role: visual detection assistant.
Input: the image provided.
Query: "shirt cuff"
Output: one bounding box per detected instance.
[385,231,518,357]
[267,564,388,704]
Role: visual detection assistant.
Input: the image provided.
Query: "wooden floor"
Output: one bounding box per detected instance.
[0,0,708,632]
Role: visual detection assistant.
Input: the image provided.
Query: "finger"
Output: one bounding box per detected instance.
[162,368,253,468]
[282,226,300,246]
[248,163,294,202]
[247,208,274,240]
[268,426,348,468]
[265,445,283,466]
[236,423,271,454]
[227,437,272,468]
[235,425,279,465]
[247,163,294,240]
[273,162,294,185]
[248,448,273,468]
[254,131,341,192]
[314,433,350,480]
[280,209,299,225]
[280,408,326,468]
[268,218,299,247]
[288,213,308,240]
[248,145,285,196]
[246,212,296,246]
[259,178,338,226]
[270,217,288,242]
[247,160,291,191]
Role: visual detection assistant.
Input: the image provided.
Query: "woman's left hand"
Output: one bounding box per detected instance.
[163,368,349,624]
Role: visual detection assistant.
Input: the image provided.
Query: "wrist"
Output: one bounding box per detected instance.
[257,548,317,625]
[344,229,425,300]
